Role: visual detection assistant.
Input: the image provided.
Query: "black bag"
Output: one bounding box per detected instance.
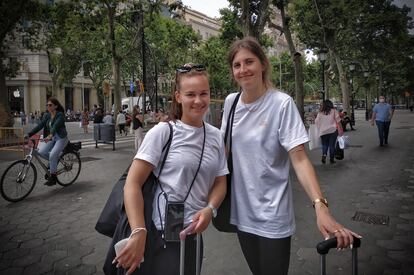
[335,142,344,160]
[98,124,173,275]
[212,93,241,233]
[95,123,173,238]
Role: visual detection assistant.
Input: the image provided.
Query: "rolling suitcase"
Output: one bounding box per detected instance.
[179,222,202,275]
[316,236,361,275]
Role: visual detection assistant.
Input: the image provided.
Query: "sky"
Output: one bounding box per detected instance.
[181,0,229,18]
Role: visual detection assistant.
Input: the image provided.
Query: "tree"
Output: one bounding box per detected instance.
[268,1,306,118]
[196,36,233,98]
[0,0,44,126]
[227,0,271,38]
[292,0,413,112]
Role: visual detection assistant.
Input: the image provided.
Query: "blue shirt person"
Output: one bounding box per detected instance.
[371,96,393,146]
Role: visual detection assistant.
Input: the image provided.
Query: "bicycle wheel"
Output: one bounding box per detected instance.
[0,160,37,202]
[56,151,81,186]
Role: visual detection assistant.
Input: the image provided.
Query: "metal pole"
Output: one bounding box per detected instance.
[320,255,326,275]
[141,7,147,114]
[155,58,158,112]
[81,61,84,110]
[322,60,325,101]
[352,247,358,275]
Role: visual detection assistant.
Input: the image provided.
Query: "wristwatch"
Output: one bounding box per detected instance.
[312,198,329,208]
[207,203,217,218]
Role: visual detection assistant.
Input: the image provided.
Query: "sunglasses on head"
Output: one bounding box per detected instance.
[176,64,206,73]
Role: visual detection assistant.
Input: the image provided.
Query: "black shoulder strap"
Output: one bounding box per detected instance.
[224,92,241,148]
[157,122,173,177]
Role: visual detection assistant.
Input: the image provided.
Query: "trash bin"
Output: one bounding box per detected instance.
[94,123,116,150]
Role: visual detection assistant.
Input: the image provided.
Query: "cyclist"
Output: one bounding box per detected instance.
[27,97,68,186]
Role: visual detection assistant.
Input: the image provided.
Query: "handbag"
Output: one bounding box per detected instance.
[308,124,321,150]
[335,142,344,160]
[212,92,241,233]
[337,135,350,149]
[95,123,173,238]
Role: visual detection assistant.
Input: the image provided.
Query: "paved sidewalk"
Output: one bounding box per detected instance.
[0,109,413,275]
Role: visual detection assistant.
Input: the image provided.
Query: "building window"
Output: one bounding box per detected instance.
[22,35,30,48]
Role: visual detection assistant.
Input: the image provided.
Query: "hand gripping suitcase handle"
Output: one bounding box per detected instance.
[317,236,361,254]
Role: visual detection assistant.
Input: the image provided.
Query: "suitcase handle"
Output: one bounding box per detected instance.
[317,236,361,254]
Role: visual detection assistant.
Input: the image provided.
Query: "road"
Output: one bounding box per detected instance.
[0,109,413,274]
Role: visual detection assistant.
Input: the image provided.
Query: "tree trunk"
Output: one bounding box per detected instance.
[240,0,252,37]
[280,4,305,119]
[0,62,13,126]
[107,4,121,114]
[332,51,350,112]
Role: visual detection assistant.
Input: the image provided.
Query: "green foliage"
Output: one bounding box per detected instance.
[195,36,234,98]
[291,0,414,99]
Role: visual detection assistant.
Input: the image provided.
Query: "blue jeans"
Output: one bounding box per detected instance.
[376,121,390,145]
[320,130,338,159]
[38,135,69,174]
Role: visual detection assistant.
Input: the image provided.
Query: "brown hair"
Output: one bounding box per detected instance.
[228,36,272,89]
[47,97,65,113]
[168,63,210,120]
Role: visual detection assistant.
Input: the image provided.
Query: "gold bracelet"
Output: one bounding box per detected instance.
[312,198,328,208]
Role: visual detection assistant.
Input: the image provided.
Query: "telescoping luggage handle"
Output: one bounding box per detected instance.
[316,236,361,275]
[179,222,201,275]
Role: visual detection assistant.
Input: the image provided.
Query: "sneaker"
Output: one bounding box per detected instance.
[44,174,57,186]
[330,158,336,164]
[321,155,326,164]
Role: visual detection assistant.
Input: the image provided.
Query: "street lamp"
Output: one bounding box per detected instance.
[349,63,356,126]
[375,74,380,102]
[363,70,370,121]
[317,49,328,101]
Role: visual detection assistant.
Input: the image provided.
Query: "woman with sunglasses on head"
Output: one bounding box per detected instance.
[111,64,228,275]
[221,36,361,275]
[27,97,68,186]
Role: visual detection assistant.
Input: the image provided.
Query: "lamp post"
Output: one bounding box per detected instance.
[363,70,370,121]
[375,74,380,102]
[317,49,328,101]
[349,63,356,126]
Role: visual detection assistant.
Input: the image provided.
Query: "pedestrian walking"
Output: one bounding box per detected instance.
[371,95,393,146]
[111,63,228,275]
[116,110,127,136]
[20,111,26,125]
[315,100,343,164]
[81,108,89,134]
[132,105,144,151]
[220,36,360,275]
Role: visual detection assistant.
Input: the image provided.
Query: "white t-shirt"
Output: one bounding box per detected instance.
[221,90,309,239]
[135,120,228,230]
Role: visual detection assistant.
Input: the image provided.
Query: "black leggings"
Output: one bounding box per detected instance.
[237,231,291,275]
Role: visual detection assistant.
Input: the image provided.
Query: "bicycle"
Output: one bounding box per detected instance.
[0,137,82,202]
